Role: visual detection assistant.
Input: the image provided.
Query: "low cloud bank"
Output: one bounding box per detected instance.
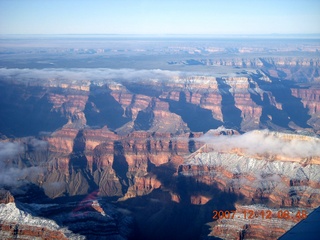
[197,130,320,158]
[0,140,46,187]
[0,67,183,84]
[27,138,48,150]
[0,142,23,160]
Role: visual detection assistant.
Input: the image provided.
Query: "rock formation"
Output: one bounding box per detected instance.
[209,204,302,240]
[180,131,320,239]
[0,60,319,239]
[0,189,81,240]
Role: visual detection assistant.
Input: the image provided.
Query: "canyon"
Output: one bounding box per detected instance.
[0,37,319,239]
[181,130,320,239]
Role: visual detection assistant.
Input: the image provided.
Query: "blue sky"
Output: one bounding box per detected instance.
[0,0,319,35]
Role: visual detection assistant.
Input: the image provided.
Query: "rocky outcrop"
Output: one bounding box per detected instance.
[48,92,88,127]
[180,145,320,207]
[180,131,320,239]
[109,82,151,122]
[223,77,262,130]
[171,57,320,83]
[132,98,189,134]
[160,76,224,122]
[1,68,319,136]
[0,189,14,204]
[0,190,82,240]
[198,57,319,68]
[291,87,320,133]
[209,204,303,240]
[0,189,135,240]
[0,64,319,239]
[42,126,199,198]
[0,223,70,240]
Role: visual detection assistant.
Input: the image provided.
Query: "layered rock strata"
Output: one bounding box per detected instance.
[179,131,320,239]
[0,190,81,240]
[209,204,305,240]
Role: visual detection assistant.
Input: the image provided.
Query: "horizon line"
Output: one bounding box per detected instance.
[1,33,320,37]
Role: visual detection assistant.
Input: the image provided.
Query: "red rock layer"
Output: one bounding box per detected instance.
[0,190,14,204]
[109,83,152,122]
[209,204,304,240]
[224,77,262,130]
[179,163,320,208]
[291,87,320,133]
[160,76,224,122]
[0,223,68,240]
[43,127,200,198]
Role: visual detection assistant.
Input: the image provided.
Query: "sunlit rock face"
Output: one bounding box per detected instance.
[43,128,194,198]
[180,131,320,239]
[0,188,134,240]
[0,189,76,240]
[1,67,319,136]
[291,87,320,133]
[209,204,299,240]
[181,131,320,207]
[0,62,319,240]
[0,189,15,204]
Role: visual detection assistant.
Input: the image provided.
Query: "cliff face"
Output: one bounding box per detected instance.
[0,189,134,240]
[181,132,320,207]
[10,126,317,239]
[0,82,69,137]
[209,204,300,240]
[43,128,194,198]
[48,92,88,127]
[0,190,79,240]
[223,77,262,131]
[291,87,320,133]
[120,73,316,132]
[179,131,320,239]
[186,57,320,82]
[0,67,319,239]
[0,189,14,204]
[1,69,319,136]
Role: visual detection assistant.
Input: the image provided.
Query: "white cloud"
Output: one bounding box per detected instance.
[196,130,320,159]
[0,142,24,160]
[27,138,48,150]
[0,68,182,84]
[0,140,46,187]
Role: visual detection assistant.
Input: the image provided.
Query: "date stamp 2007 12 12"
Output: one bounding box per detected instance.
[213,210,308,220]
